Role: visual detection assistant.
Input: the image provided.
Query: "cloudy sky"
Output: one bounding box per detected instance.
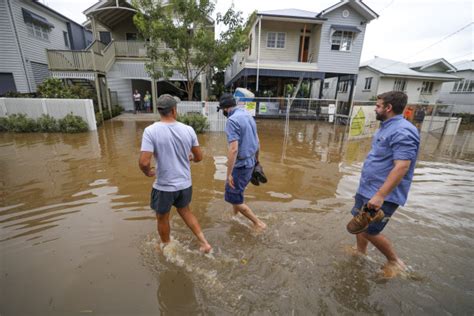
[43,0,473,64]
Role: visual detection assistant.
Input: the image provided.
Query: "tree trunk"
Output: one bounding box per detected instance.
[187,80,194,101]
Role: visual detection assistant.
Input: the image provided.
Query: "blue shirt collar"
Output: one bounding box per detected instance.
[380,114,403,128]
[227,107,240,118]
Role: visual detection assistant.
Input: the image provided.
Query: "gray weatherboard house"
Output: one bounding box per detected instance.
[437,60,474,113]
[0,0,92,95]
[224,0,378,108]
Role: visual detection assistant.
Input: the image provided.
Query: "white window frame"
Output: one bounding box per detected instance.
[63,31,69,48]
[26,21,50,41]
[452,79,473,93]
[393,79,407,92]
[338,80,349,93]
[420,81,434,94]
[266,32,285,49]
[331,31,354,51]
[364,77,372,90]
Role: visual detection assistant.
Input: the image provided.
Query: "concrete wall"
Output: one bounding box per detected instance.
[0,98,97,130]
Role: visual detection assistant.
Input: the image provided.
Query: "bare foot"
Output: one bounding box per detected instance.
[199,243,212,254]
[343,244,367,257]
[381,259,407,278]
[254,221,267,231]
[156,242,169,253]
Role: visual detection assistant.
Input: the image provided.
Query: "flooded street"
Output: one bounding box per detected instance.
[1,118,473,315]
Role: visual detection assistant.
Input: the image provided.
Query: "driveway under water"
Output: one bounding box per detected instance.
[1,119,473,315]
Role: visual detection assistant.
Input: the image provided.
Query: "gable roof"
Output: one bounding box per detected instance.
[317,0,378,21]
[360,57,459,80]
[408,58,456,72]
[452,60,474,71]
[258,9,319,19]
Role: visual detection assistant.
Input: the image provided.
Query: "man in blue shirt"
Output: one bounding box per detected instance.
[218,94,266,230]
[350,91,419,275]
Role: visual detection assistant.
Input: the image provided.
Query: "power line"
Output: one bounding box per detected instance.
[378,22,473,70]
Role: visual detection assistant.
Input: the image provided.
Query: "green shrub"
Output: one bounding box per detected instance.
[102,109,112,121]
[95,112,104,126]
[177,113,209,134]
[37,78,73,98]
[0,117,9,131]
[37,114,60,132]
[111,105,124,117]
[8,114,39,132]
[3,91,37,98]
[58,114,88,133]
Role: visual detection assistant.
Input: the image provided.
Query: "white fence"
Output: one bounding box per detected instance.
[0,98,97,131]
[179,101,226,132]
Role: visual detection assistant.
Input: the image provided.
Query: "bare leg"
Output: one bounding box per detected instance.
[156,212,171,245]
[177,205,212,253]
[233,203,266,230]
[356,233,369,255]
[362,232,406,271]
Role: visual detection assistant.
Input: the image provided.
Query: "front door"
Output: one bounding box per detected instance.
[298,36,310,62]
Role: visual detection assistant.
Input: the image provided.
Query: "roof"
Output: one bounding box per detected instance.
[317,0,378,21]
[452,60,474,71]
[360,57,460,80]
[258,9,319,18]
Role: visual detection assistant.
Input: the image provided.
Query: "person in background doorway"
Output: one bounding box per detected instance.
[414,106,426,130]
[144,91,152,113]
[218,93,266,231]
[348,91,420,277]
[139,94,212,253]
[133,89,142,114]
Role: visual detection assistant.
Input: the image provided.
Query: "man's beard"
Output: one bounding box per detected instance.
[375,112,386,121]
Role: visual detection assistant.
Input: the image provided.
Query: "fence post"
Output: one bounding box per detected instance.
[0,98,6,116]
[41,98,48,115]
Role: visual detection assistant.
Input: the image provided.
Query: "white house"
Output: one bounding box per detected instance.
[353,57,459,103]
[0,0,92,95]
[437,60,473,113]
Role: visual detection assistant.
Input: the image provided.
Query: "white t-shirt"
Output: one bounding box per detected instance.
[141,121,199,191]
[133,93,141,101]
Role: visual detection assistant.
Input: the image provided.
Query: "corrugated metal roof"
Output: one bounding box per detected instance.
[453,60,474,71]
[258,9,318,18]
[360,57,459,80]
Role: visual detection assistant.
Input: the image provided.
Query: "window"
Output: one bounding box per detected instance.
[393,79,406,91]
[63,31,69,47]
[331,31,354,51]
[364,77,372,90]
[99,31,111,45]
[420,81,434,94]
[126,33,138,41]
[324,82,330,89]
[26,21,50,40]
[267,32,285,48]
[452,79,473,93]
[338,80,349,93]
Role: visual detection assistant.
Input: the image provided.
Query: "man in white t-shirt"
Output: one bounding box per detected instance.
[133,90,141,113]
[139,94,212,253]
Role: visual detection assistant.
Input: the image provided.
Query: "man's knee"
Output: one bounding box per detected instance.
[156,213,170,222]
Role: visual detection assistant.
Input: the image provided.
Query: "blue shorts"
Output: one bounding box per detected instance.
[225,166,253,205]
[150,186,192,215]
[351,193,399,235]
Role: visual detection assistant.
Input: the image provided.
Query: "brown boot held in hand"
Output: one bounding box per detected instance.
[346,205,385,234]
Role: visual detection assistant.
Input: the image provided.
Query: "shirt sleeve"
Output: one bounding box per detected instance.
[225,119,240,143]
[190,126,199,147]
[140,128,154,152]
[391,130,419,160]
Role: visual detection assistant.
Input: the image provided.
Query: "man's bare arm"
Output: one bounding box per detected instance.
[368,160,411,209]
[190,146,203,162]
[226,141,238,188]
[138,151,155,177]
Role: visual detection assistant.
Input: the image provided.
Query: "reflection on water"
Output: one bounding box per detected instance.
[1,119,473,314]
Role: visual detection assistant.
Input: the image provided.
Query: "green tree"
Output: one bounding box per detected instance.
[133,0,252,100]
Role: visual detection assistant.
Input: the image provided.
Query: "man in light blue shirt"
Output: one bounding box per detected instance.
[139,94,211,253]
[350,91,419,275]
[218,94,266,230]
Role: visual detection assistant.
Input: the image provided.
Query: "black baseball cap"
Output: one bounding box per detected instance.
[218,93,236,110]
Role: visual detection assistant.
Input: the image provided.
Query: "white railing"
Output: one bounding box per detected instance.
[114,41,148,57]
[0,98,97,131]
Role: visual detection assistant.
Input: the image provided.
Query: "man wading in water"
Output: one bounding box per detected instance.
[347,91,420,277]
[139,94,212,253]
[218,94,266,231]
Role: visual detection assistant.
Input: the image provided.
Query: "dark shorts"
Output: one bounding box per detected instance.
[351,193,399,235]
[150,186,192,215]
[225,166,253,205]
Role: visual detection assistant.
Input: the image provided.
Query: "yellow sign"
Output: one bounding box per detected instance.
[350,108,365,137]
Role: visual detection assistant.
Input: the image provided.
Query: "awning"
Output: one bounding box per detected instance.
[22,8,55,28]
[330,24,360,33]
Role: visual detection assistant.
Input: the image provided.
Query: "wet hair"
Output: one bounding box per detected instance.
[377,91,408,114]
[158,106,175,116]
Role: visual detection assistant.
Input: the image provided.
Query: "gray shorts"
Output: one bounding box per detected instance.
[150,186,192,214]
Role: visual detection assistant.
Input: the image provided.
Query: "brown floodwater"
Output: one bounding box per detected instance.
[1,118,473,315]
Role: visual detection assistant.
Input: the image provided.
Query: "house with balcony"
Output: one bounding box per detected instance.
[353,57,459,104]
[437,60,473,113]
[46,0,210,114]
[0,0,92,95]
[224,0,378,108]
